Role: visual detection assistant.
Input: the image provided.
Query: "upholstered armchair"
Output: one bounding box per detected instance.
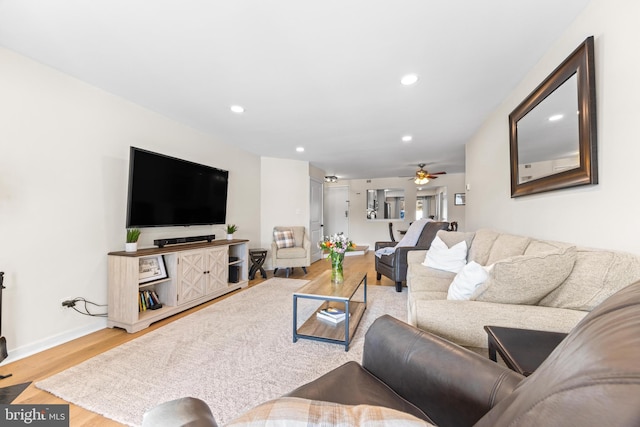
[271,226,310,277]
[375,221,449,292]
[143,280,640,427]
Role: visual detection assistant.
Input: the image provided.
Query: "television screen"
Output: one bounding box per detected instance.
[126,147,228,228]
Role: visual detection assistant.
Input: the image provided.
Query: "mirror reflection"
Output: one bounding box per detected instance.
[516,74,580,183]
[366,188,405,220]
[416,187,447,221]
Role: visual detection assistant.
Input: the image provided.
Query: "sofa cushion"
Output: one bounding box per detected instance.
[540,249,640,311]
[274,229,295,248]
[408,266,456,293]
[412,299,587,349]
[468,229,531,266]
[524,239,574,255]
[227,396,433,426]
[436,230,475,258]
[472,246,576,305]
[275,246,307,259]
[423,236,468,273]
[447,261,490,300]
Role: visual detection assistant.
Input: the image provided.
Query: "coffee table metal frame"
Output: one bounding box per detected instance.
[292,270,367,351]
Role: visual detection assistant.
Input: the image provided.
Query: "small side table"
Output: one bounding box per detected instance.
[249,249,268,280]
[484,325,567,376]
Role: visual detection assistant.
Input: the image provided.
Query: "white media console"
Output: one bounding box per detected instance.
[107,239,249,333]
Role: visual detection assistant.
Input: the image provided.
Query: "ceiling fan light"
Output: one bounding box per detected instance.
[414,176,429,185]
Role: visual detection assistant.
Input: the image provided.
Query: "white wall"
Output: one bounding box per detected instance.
[0,48,261,362]
[466,0,640,254]
[260,157,311,268]
[329,173,466,249]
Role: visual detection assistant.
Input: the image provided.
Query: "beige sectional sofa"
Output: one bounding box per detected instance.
[406,228,640,351]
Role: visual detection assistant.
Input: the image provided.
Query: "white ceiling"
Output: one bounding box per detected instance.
[0,0,592,179]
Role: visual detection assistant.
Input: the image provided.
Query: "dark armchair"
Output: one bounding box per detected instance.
[143,280,640,426]
[375,221,449,292]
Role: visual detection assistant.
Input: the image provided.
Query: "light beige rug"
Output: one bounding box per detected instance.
[36,278,407,426]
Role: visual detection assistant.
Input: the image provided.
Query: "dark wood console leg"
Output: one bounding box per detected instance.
[395,282,403,292]
[376,273,382,280]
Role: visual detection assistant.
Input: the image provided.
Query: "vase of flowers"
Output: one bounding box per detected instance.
[319,233,355,284]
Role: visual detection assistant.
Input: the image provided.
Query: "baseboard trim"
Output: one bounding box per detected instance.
[0,319,107,365]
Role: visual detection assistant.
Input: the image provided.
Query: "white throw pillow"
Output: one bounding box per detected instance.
[447,261,490,300]
[423,235,468,273]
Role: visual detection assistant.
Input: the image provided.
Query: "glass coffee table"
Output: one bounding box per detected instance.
[293,270,367,351]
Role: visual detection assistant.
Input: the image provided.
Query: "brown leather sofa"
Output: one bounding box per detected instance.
[142,280,640,426]
[375,220,449,292]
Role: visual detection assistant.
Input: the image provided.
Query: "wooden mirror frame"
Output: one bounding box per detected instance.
[509,36,597,197]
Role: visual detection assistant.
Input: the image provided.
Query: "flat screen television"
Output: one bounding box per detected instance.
[126,147,229,228]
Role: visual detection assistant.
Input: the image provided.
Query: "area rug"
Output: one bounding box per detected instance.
[36,278,407,426]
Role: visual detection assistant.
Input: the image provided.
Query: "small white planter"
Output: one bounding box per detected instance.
[226,234,234,240]
[125,242,138,252]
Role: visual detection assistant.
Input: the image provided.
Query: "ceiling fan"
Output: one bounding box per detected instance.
[411,163,446,184]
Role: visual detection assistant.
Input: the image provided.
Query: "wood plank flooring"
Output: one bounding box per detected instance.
[1,251,396,426]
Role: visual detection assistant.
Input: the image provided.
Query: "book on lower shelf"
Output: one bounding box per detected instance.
[316,308,350,324]
[139,289,163,312]
[320,307,346,318]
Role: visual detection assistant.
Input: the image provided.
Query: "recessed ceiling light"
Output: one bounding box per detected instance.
[230,105,245,114]
[400,74,418,86]
[296,147,305,153]
[402,135,413,142]
[548,114,564,122]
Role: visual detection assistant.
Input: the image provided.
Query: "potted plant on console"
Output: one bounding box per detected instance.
[126,228,141,252]
[226,224,238,240]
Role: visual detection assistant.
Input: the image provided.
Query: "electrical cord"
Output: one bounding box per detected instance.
[67,297,107,317]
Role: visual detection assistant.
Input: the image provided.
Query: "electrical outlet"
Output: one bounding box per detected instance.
[61,297,75,309]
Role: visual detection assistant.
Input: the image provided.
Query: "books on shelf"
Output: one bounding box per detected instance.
[316,307,349,324]
[139,289,163,312]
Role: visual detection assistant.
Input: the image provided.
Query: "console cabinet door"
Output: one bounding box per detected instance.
[205,247,228,293]
[177,250,207,304]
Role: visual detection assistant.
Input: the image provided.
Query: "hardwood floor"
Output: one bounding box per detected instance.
[2,251,394,426]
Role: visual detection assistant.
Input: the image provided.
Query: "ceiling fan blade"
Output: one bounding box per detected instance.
[429,171,446,175]
[425,175,439,179]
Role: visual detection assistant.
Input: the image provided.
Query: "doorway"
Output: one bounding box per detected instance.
[309,178,324,263]
[324,186,349,238]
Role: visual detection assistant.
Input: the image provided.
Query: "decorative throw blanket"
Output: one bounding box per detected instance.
[226,397,433,426]
[375,219,432,258]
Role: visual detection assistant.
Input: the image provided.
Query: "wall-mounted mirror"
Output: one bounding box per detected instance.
[366,188,405,220]
[509,36,597,197]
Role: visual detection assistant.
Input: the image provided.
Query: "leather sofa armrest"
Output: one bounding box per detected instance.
[362,315,523,427]
[375,241,396,250]
[142,397,218,427]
